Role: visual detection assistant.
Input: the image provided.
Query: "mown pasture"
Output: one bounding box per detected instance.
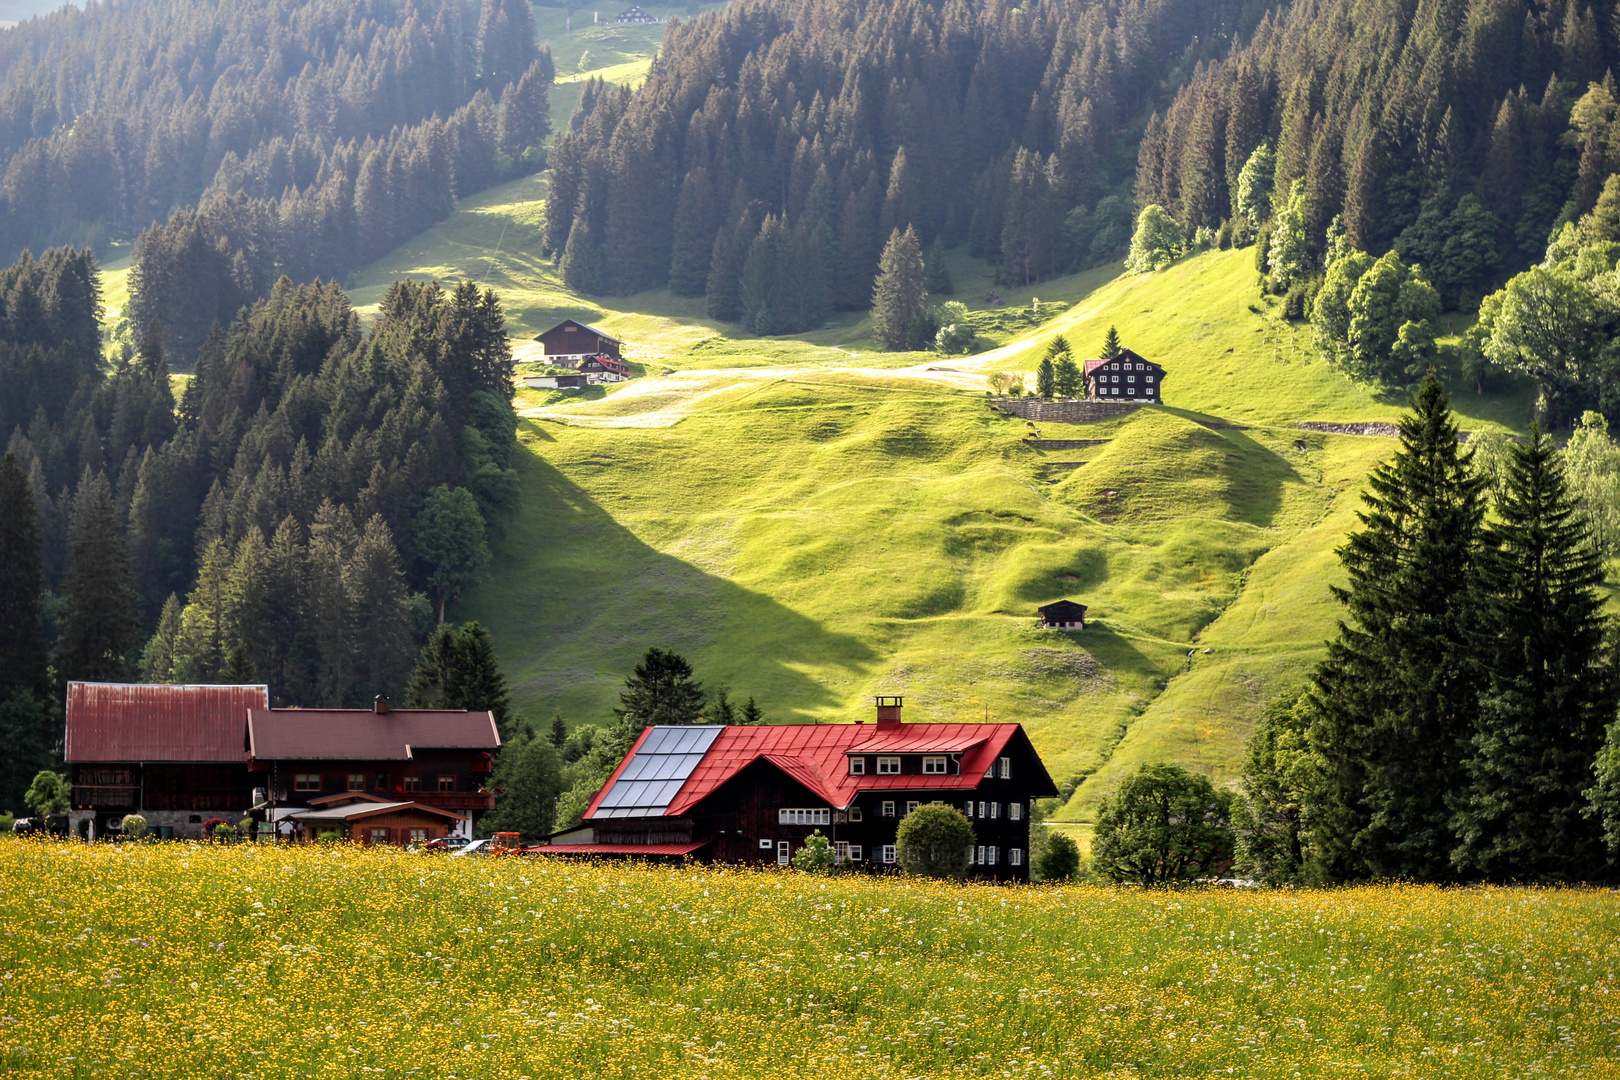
[2,842,1616,1079]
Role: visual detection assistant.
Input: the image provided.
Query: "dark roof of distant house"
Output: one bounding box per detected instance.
[65,682,269,763]
[1085,348,1158,375]
[1038,599,1089,619]
[585,721,1052,820]
[537,319,622,344]
[246,709,500,761]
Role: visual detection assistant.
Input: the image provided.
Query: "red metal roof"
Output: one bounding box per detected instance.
[247,709,500,761]
[65,682,269,763]
[532,842,707,856]
[585,722,1029,820]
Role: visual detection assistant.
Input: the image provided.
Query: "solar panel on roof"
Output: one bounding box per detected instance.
[595,726,722,817]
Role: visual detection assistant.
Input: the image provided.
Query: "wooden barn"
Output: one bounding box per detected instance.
[1037,600,1088,630]
[1084,348,1165,403]
[546,698,1057,882]
[246,697,501,842]
[578,353,631,383]
[536,319,623,365]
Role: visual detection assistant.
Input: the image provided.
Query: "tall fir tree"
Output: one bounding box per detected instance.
[1308,372,1486,881]
[870,225,929,351]
[58,476,143,683]
[614,646,706,727]
[0,453,49,701]
[1452,429,1617,881]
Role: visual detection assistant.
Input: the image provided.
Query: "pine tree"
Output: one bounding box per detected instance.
[58,477,142,683]
[497,60,553,163]
[870,226,929,351]
[923,236,954,295]
[0,453,48,701]
[1100,326,1121,359]
[1452,429,1616,881]
[1036,357,1056,399]
[549,713,567,747]
[141,594,183,682]
[614,647,706,727]
[406,622,511,733]
[668,167,719,296]
[1308,372,1486,881]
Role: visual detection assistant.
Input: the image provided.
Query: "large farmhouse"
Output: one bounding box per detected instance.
[549,698,1057,881]
[536,319,623,365]
[1084,347,1165,403]
[64,683,499,843]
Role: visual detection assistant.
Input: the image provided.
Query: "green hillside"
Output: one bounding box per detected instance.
[337,169,1532,817]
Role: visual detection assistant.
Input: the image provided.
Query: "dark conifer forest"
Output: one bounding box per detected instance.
[0,0,551,364]
[544,0,1270,330]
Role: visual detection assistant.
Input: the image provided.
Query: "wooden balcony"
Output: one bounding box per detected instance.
[73,785,138,809]
[416,791,497,812]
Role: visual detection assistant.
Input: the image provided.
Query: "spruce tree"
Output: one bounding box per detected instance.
[1452,429,1617,880]
[1308,372,1486,881]
[924,236,954,295]
[549,713,568,747]
[870,226,928,351]
[1100,326,1121,359]
[0,453,48,701]
[1037,357,1056,399]
[614,647,706,727]
[58,477,142,683]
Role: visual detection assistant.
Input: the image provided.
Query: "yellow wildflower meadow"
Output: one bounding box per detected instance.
[1,840,1617,1078]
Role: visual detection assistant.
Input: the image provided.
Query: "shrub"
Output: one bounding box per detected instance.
[23,771,70,817]
[121,814,147,840]
[1034,831,1081,882]
[895,804,975,880]
[791,830,836,872]
[213,822,236,841]
[1091,763,1235,885]
[318,831,342,844]
[1125,205,1182,274]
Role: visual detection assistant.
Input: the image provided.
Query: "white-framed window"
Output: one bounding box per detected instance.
[1009,848,1023,867]
[881,845,896,864]
[779,808,831,826]
[848,844,863,862]
[1009,802,1023,821]
[986,846,999,866]
[777,841,790,866]
[1127,375,1135,383]
[975,845,985,865]
[963,801,974,818]
[294,773,320,791]
[1128,386,1136,394]
[977,800,987,818]
[759,838,774,850]
[835,840,850,862]
[881,801,895,817]
[905,800,919,816]
[347,773,366,791]
[877,756,901,775]
[848,806,863,822]
[999,757,1012,779]
[922,756,948,774]
[848,757,866,775]
[1145,375,1154,383]
[989,802,1000,820]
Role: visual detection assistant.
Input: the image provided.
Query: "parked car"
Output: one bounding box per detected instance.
[423,836,473,851]
[449,838,495,857]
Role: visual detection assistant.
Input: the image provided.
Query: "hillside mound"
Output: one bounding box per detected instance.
[1052,410,1301,526]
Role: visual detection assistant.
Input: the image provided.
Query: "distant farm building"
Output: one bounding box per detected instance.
[579,353,631,383]
[1084,348,1164,403]
[617,5,660,22]
[536,319,623,365]
[1038,599,1088,630]
[524,373,590,390]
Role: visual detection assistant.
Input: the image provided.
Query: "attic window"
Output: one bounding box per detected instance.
[922,756,948,774]
[876,756,901,775]
[999,757,1012,779]
[848,757,866,775]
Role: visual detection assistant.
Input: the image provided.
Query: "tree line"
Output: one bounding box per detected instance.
[0,244,519,816]
[543,0,1267,334]
[1137,0,1620,301]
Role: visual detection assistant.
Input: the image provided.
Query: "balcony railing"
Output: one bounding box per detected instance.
[72,785,138,809]
[415,792,497,812]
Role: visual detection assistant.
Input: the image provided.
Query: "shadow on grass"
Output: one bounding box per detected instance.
[463,442,879,722]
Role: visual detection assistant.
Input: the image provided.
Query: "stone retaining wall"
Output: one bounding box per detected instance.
[993,399,1141,423]
[1022,438,1110,449]
[1298,421,1402,437]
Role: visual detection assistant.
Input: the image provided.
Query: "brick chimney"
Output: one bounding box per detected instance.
[875,695,903,731]
[374,694,390,715]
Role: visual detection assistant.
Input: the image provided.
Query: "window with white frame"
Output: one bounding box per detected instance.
[848,756,866,775]
[881,801,895,817]
[881,845,896,864]
[922,756,948,774]
[977,800,987,818]
[848,806,863,822]
[986,846,998,865]
[759,838,774,849]
[1009,848,1023,866]
[848,844,863,862]
[778,808,831,826]
[835,840,850,862]
[975,845,985,865]
[905,800,919,816]
[963,801,974,818]
[999,756,1012,779]
[877,756,901,775]
[1009,801,1023,821]
[989,802,1000,819]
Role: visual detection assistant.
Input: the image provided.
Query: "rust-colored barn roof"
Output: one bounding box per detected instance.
[585,721,1045,820]
[246,709,500,761]
[65,682,269,763]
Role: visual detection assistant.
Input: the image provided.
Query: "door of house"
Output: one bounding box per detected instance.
[777,840,790,866]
